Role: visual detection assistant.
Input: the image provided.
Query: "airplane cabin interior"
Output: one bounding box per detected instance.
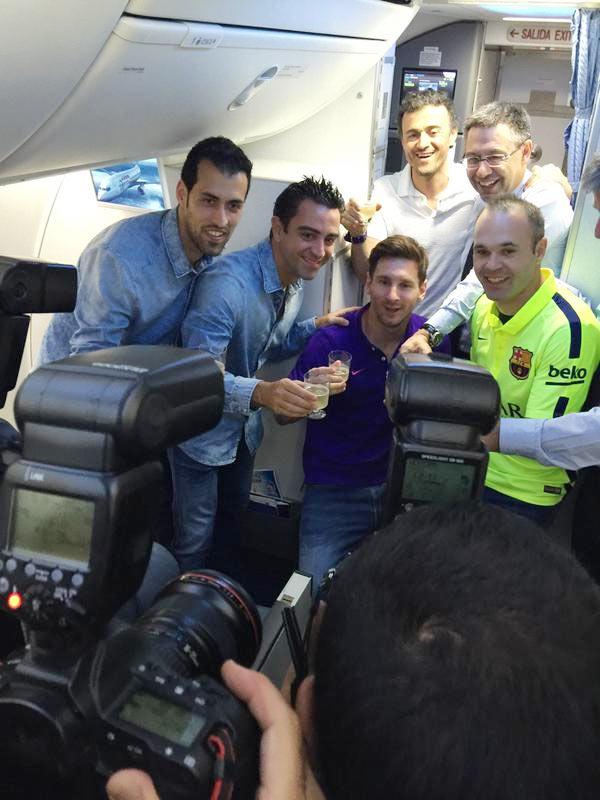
[0,0,600,709]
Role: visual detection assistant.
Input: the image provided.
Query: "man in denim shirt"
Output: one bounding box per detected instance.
[38,136,252,363]
[173,176,353,574]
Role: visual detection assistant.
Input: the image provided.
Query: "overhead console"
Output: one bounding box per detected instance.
[0,0,417,184]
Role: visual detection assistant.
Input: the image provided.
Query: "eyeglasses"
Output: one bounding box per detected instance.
[463,145,523,170]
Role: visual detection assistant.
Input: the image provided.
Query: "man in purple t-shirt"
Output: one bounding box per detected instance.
[285,235,451,589]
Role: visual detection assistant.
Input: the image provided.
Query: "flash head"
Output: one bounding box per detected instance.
[0,345,224,636]
[0,257,76,315]
[15,345,223,468]
[385,353,499,435]
[0,257,77,408]
[383,354,500,522]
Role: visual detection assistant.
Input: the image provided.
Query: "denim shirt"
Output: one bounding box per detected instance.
[37,208,207,364]
[178,238,318,466]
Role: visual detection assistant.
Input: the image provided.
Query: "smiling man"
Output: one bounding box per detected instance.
[463,103,573,271]
[342,90,477,317]
[171,176,353,574]
[403,103,573,355]
[38,137,252,363]
[282,235,450,589]
[470,196,600,527]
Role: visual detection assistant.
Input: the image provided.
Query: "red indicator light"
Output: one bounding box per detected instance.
[7,592,22,611]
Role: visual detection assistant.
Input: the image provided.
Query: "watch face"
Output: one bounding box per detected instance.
[424,325,441,347]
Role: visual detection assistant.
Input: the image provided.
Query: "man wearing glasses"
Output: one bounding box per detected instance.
[402,102,573,354]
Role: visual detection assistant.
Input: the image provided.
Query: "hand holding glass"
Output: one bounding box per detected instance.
[328,350,352,381]
[303,369,330,420]
[357,198,378,224]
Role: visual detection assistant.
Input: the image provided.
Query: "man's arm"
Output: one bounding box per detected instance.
[483,410,600,471]
[400,269,484,354]
[341,198,380,283]
[525,180,574,274]
[181,272,322,419]
[182,270,269,417]
[349,237,379,284]
[70,246,136,354]
[267,306,357,364]
[525,323,599,423]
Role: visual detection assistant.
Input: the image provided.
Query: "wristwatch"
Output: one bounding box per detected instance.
[421,323,444,348]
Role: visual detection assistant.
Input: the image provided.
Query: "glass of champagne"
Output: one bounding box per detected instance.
[304,369,330,420]
[357,198,378,224]
[328,350,352,380]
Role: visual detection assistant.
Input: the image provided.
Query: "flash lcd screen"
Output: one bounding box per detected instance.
[402,456,476,503]
[10,488,94,567]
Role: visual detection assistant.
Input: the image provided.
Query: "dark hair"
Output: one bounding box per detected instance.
[398,89,458,131]
[478,195,545,248]
[314,502,600,800]
[464,101,532,144]
[582,153,600,194]
[180,136,253,193]
[368,235,428,282]
[272,176,344,231]
[530,143,543,164]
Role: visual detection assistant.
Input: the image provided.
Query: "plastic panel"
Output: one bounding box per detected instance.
[0,1,128,164]
[0,13,416,182]
[125,0,416,40]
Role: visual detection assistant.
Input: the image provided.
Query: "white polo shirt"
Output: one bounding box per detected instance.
[368,161,477,317]
[428,170,575,335]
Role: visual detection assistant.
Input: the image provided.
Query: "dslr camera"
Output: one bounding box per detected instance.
[0,259,263,799]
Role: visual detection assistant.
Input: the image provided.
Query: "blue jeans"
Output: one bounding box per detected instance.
[299,483,385,593]
[169,439,255,574]
[482,486,559,529]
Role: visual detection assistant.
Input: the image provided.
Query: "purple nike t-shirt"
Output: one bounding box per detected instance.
[289,306,451,487]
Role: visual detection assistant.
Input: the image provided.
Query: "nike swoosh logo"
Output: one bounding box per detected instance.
[478,336,486,340]
[351,368,366,376]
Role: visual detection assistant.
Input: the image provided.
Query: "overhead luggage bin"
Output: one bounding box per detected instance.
[0,0,416,183]
[125,0,416,40]
[0,1,128,168]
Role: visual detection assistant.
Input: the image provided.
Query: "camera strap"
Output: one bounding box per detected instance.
[208,728,235,800]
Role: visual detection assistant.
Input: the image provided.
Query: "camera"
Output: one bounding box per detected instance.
[0,256,77,408]
[382,353,500,523]
[0,260,262,799]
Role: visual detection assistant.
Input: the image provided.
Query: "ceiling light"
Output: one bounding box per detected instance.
[502,16,571,21]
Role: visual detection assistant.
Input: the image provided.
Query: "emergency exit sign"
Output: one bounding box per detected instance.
[506,25,572,44]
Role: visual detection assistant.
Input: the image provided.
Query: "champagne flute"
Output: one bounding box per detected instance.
[304,369,330,420]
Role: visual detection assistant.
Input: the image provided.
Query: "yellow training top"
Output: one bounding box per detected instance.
[471,269,600,506]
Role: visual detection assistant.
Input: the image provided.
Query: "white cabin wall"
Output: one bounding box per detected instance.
[495,49,573,169]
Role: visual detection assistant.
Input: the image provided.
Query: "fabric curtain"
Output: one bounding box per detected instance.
[565,8,600,192]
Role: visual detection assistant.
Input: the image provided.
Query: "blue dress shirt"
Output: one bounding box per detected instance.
[178,238,317,466]
[38,208,207,364]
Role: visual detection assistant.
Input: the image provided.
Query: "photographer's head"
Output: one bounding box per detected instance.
[307,503,600,800]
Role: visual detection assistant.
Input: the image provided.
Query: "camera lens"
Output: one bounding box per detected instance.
[108,570,262,678]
